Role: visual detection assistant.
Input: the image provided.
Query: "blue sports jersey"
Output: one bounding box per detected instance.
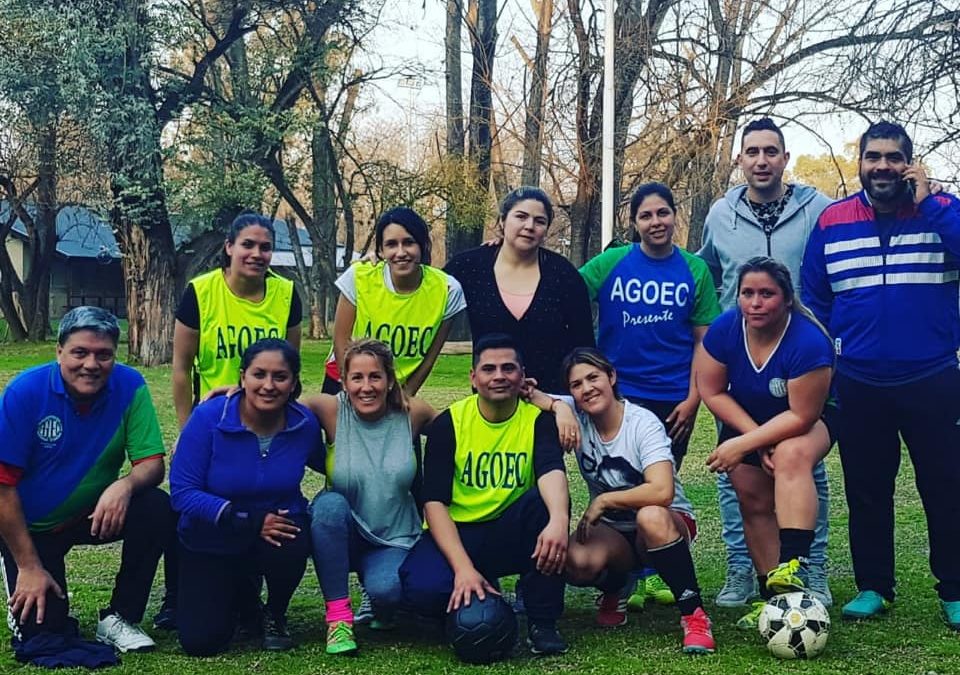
[0,362,164,531]
[702,309,834,425]
[580,245,720,401]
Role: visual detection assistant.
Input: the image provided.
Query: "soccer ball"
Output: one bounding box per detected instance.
[446,594,518,664]
[758,591,830,659]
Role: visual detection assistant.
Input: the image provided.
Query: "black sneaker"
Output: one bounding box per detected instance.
[527,622,568,656]
[235,600,265,641]
[262,609,294,651]
[152,601,177,631]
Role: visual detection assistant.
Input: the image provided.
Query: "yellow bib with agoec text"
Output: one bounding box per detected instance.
[446,395,539,523]
[353,262,448,384]
[192,268,294,397]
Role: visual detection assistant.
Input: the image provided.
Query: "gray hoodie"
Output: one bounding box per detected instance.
[697,183,833,309]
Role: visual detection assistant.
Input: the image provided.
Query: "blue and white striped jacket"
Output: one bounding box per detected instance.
[800,191,960,385]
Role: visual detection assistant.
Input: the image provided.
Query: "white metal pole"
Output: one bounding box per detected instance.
[601,0,615,250]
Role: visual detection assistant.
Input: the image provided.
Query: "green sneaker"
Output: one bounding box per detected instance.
[736,601,767,630]
[766,559,807,595]
[941,600,960,630]
[645,573,676,606]
[842,590,891,620]
[626,590,646,612]
[326,621,357,655]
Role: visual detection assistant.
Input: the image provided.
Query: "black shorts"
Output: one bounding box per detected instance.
[718,404,839,468]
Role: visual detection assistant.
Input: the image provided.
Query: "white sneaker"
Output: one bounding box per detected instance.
[96,613,156,652]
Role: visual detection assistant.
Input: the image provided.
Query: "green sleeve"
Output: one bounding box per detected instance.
[578,246,632,301]
[682,249,722,326]
[124,384,166,461]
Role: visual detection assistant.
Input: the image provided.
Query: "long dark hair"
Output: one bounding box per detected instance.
[375,206,432,265]
[221,211,276,269]
[239,338,302,400]
[629,182,676,243]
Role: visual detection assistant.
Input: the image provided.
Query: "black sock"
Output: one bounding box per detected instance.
[759,574,774,600]
[99,608,116,621]
[593,569,628,594]
[647,537,703,616]
[779,528,815,564]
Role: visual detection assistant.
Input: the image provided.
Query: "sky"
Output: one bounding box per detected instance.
[357,0,955,184]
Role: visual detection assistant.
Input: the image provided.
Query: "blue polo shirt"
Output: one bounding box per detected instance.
[0,362,165,532]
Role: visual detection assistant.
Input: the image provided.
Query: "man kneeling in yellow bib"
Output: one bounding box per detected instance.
[400,333,570,656]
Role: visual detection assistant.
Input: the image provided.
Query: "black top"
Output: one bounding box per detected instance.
[444,245,596,393]
[421,408,565,505]
[175,277,303,329]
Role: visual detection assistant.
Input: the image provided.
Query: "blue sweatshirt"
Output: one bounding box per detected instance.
[170,394,321,554]
[801,191,960,385]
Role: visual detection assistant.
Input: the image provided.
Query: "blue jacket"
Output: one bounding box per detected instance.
[800,191,960,385]
[699,183,833,310]
[170,394,321,554]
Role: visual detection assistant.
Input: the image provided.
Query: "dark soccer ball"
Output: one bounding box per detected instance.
[758,591,830,659]
[446,594,518,664]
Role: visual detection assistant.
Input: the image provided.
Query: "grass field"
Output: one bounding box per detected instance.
[0,338,957,674]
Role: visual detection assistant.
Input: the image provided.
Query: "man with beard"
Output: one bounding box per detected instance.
[699,118,833,610]
[801,121,960,629]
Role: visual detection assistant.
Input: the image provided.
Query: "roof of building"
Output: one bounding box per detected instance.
[2,203,355,267]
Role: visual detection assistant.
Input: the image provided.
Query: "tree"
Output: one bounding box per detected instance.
[790,142,861,200]
[519,0,553,187]
[552,0,960,261]
[0,2,80,340]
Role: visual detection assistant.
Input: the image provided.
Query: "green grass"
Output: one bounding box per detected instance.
[1,339,957,674]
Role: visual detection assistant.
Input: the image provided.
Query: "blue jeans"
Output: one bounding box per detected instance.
[719,460,830,569]
[309,491,410,613]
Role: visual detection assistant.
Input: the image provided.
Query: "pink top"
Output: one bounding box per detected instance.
[499,287,535,320]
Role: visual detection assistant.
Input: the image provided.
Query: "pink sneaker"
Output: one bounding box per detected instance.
[596,592,628,627]
[680,607,716,654]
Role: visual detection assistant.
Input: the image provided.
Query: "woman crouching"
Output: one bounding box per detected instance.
[171,338,318,655]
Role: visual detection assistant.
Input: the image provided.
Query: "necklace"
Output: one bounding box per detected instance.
[744,185,794,235]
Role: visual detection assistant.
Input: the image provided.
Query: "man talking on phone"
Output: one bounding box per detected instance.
[801,120,960,630]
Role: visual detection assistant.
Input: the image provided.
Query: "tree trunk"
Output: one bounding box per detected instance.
[444,0,475,266]
[566,0,675,264]
[120,209,178,364]
[0,186,30,341]
[23,121,57,341]
[309,118,338,340]
[465,0,497,227]
[520,0,553,187]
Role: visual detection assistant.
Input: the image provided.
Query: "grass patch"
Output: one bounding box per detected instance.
[0,338,956,673]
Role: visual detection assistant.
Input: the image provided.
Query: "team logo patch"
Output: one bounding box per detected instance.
[36,415,63,444]
[768,378,788,398]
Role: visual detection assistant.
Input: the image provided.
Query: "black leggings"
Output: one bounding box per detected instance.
[0,487,173,642]
[177,527,310,657]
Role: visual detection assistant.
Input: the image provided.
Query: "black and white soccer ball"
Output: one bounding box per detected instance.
[759,591,830,659]
[446,594,518,664]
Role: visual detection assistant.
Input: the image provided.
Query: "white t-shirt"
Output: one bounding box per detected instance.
[335,263,467,321]
[559,397,695,531]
